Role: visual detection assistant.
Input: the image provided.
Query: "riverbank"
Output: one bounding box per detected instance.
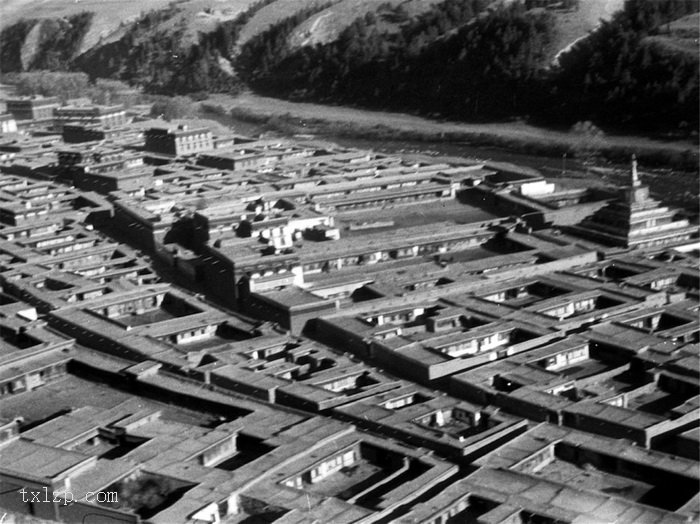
[202,93,699,171]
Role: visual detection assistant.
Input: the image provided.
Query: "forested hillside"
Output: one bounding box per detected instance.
[73,6,238,95]
[0,0,697,132]
[236,0,699,129]
[67,0,284,95]
[552,0,699,130]
[237,0,552,120]
[0,13,93,72]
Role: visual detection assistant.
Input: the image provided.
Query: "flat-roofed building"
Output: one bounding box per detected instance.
[62,123,124,143]
[54,104,128,131]
[144,125,213,156]
[5,96,59,122]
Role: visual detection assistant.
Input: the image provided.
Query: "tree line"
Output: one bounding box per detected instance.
[4,71,144,106]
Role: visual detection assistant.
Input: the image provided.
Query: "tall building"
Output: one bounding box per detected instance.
[571,156,696,249]
[5,96,59,122]
[144,125,213,156]
[54,104,128,131]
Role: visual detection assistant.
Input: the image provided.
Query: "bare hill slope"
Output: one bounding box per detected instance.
[0,0,629,62]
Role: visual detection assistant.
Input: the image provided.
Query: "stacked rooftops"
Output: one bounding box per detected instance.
[0,98,697,524]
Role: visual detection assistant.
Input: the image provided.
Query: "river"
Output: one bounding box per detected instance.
[206,110,590,173]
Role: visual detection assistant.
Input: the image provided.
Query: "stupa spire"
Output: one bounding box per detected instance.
[631,154,640,187]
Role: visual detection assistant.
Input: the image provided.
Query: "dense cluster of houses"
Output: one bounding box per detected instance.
[0,95,697,524]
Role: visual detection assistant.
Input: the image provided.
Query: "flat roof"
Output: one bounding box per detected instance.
[0,439,93,482]
[254,287,332,309]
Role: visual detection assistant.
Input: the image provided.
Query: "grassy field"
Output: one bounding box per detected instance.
[287,0,444,49]
[236,0,340,46]
[549,0,625,62]
[205,92,699,169]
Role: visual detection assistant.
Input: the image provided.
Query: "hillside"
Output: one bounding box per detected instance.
[138,0,260,47]
[0,0,628,68]
[0,0,698,132]
[0,0,260,63]
[549,0,625,63]
[286,0,446,50]
[241,0,624,56]
[0,0,272,94]
[642,12,699,58]
[551,0,699,131]
[234,0,698,130]
[0,0,173,30]
[236,0,341,47]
